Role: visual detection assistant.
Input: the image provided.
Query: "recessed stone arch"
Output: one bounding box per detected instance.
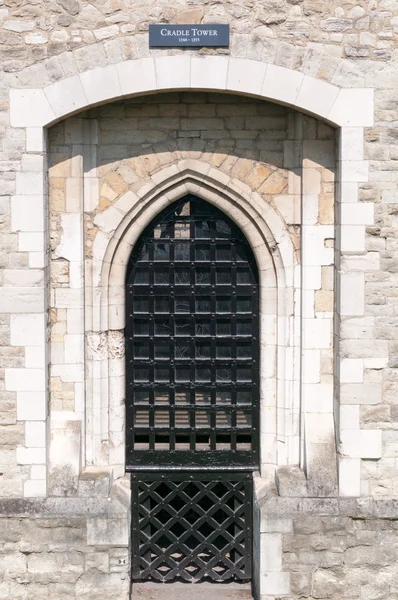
[84,162,298,475]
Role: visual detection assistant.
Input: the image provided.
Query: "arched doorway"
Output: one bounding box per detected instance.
[125,195,260,584]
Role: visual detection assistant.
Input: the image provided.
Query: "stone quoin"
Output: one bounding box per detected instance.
[0,2,397,599]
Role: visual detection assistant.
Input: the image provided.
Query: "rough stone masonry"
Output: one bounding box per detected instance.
[0,0,398,598]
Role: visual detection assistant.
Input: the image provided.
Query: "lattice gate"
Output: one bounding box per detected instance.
[126,196,259,584]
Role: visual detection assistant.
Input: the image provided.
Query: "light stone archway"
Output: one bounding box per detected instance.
[85,162,298,477]
[6,55,374,501]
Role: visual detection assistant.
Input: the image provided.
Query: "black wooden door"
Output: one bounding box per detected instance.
[125,195,259,583]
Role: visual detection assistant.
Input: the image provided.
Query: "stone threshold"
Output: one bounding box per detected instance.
[132,581,253,600]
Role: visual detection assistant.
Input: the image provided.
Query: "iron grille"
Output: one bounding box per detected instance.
[131,471,253,583]
[125,195,259,470]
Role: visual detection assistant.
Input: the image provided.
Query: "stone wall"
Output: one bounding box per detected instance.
[254,473,398,600]
[0,485,130,600]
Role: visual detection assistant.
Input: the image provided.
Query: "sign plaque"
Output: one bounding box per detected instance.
[149,24,230,48]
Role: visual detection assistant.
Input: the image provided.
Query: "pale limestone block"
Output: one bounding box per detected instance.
[340,405,360,429]
[84,177,99,212]
[302,289,314,318]
[116,58,156,96]
[94,205,124,235]
[339,458,360,496]
[48,419,82,496]
[10,89,55,127]
[306,412,335,444]
[3,269,44,287]
[11,195,44,232]
[67,309,84,334]
[18,232,44,252]
[340,430,360,457]
[260,534,282,571]
[25,421,46,448]
[87,517,129,546]
[55,213,82,262]
[52,363,84,382]
[364,357,388,369]
[23,479,46,497]
[5,368,46,392]
[340,225,366,252]
[340,181,359,203]
[25,346,46,369]
[51,343,64,365]
[1,288,46,313]
[17,391,46,421]
[304,383,334,412]
[340,160,369,182]
[339,127,364,161]
[301,195,319,225]
[80,64,122,105]
[360,430,382,459]
[21,154,44,172]
[274,194,300,225]
[29,252,47,269]
[26,127,45,153]
[340,383,382,405]
[260,571,290,596]
[302,349,320,383]
[227,58,267,96]
[30,465,46,480]
[17,172,44,196]
[302,266,322,290]
[191,56,229,90]
[329,88,374,127]
[55,288,84,308]
[65,178,83,213]
[341,202,374,225]
[340,358,364,383]
[11,313,45,347]
[302,225,334,266]
[296,75,340,120]
[64,334,84,364]
[342,252,380,271]
[155,55,191,90]
[303,318,332,349]
[340,272,364,316]
[262,64,304,106]
[16,447,45,464]
[260,517,293,534]
[113,190,137,214]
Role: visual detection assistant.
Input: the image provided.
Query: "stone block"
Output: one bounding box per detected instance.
[10,89,55,127]
[25,421,46,447]
[227,58,267,96]
[11,195,45,232]
[155,56,191,91]
[340,383,382,405]
[10,313,46,347]
[339,458,361,496]
[17,391,46,421]
[340,272,365,316]
[191,56,229,91]
[80,65,122,105]
[296,75,340,120]
[87,517,129,546]
[5,368,46,392]
[329,88,374,127]
[26,128,45,153]
[262,64,304,106]
[24,479,46,497]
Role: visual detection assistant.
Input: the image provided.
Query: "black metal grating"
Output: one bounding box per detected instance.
[131,472,253,583]
[125,195,259,470]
